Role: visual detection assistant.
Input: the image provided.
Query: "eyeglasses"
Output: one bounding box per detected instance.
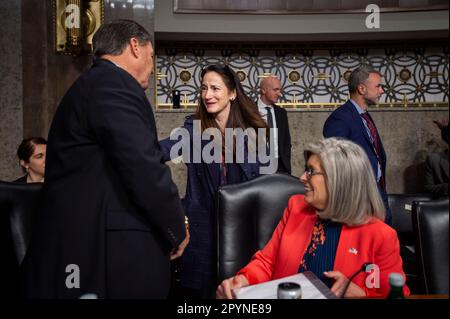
[303,167,325,180]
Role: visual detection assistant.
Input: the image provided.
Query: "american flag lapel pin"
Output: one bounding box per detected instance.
[349,247,358,255]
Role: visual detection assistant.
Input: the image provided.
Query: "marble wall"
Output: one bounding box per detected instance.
[155,108,449,197]
[0,0,23,181]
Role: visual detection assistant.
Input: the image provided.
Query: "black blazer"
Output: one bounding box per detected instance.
[13,175,27,183]
[273,104,292,174]
[424,150,449,197]
[21,59,185,298]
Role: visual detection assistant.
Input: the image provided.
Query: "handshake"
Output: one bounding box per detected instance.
[170,215,190,260]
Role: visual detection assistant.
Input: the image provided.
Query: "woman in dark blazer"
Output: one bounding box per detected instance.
[160,64,268,298]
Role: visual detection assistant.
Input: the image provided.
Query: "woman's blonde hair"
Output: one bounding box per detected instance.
[304,138,385,225]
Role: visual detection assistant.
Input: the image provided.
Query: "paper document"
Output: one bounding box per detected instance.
[233,271,336,299]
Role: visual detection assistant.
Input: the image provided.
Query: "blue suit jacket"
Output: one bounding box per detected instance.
[323,100,386,182]
[160,116,261,291]
[323,101,391,224]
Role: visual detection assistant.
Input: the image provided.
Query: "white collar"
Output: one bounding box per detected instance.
[258,98,272,111]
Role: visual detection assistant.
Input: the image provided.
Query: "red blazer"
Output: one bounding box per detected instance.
[238,195,410,297]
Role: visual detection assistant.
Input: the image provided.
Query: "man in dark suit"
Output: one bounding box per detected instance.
[424,119,449,197]
[21,20,188,298]
[323,66,392,225]
[258,76,292,174]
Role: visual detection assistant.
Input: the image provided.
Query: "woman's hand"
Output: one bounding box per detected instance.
[323,271,366,298]
[216,275,249,299]
[170,222,190,260]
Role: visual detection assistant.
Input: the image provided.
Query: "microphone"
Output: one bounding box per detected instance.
[340,262,372,298]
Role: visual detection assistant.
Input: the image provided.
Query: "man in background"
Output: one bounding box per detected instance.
[424,119,449,197]
[323,66,392,225]
[258,76,292,174]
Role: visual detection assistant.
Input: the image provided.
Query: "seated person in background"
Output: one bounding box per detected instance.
[217,138,410,299]
[434,119,449,144]
[14,137,47,183]
[424,119,449,197]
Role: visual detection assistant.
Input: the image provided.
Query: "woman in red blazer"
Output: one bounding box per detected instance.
[217,138,410,298]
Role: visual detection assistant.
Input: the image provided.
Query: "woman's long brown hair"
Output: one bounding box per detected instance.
[195,64,268,133]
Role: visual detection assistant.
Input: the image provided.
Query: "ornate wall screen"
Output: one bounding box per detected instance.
[173,0,448,14]
[155,45,449,109]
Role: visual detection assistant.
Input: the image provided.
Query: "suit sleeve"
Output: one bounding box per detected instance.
[159,118,193,162]
[323,113,350,139]
[87,78,185,251]
[237,199,294,284]
[159,136,179,162]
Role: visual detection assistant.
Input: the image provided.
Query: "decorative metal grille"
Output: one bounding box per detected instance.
[156,47,449,109]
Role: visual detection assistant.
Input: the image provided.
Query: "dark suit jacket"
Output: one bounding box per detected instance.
[273,104,292,174]
[160,117,261,293]
[442,125,449,144]
[13,175,27,183]
[323,100,391,224]
[21,59,185,299]
[424,150,449,197]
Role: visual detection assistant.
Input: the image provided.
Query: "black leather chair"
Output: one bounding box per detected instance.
[412,199,449,294]
[388,194,433,246]
[216,173,304,282]
[388,193,434,293]
[0,181,43,297]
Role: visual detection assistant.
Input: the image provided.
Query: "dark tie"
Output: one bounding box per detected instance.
[265,107,274,128]
[360,112,385,189]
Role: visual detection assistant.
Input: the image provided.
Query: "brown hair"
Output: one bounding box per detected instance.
[195,64,267,133]
[17,137,47,173]
[17,137,47,162]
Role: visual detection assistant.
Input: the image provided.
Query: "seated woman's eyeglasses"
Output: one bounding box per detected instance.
[304,167,325,180]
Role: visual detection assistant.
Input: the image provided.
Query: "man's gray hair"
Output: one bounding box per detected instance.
[304,138,385,225]
[348,66,382,93]
[93,19,152,58]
